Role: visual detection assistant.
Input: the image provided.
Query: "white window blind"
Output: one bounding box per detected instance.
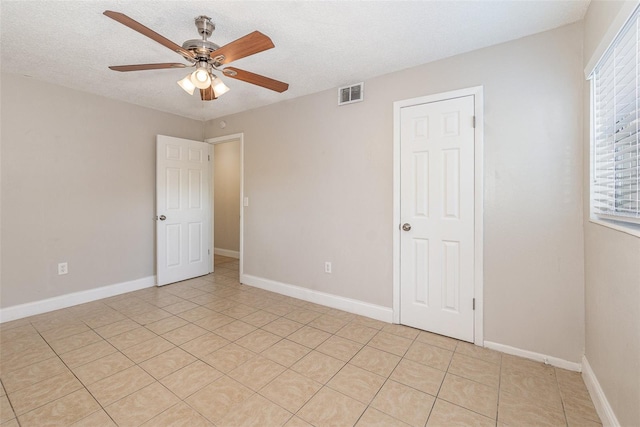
[591,5,640,224]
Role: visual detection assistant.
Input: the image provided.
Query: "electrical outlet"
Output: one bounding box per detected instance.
[324,262,332,274]
[58,262,68,275]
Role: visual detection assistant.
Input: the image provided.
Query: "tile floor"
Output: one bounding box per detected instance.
[0,255,601,426]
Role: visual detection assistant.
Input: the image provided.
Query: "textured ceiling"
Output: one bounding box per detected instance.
[1,1,590,121]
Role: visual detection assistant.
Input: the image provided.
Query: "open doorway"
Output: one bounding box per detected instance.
[206,133,244,280]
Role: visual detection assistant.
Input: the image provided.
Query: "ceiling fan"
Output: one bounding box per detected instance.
[104,11,289,101]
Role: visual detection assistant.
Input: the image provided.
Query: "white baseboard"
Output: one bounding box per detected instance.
[0,276,156,323]
[214,248,240,259]
[484,341,582,372]
[582,355,620,427]
[241,274,393,323]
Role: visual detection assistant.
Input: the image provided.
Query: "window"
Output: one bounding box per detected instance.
[590,5,640,227]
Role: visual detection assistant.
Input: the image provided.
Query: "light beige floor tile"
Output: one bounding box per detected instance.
[236,329,282,352]
[221,303,259,319]
[214,320,257,341]
[141,402,213,427]
[160,360,223,399]
[261,339,311,367]
[200,343,256,373]
[562,391,600,423]
[263,302,296,317]
[0,395,14,423]
[72,352,134,385]
[566,408,602,427]
[179,332,229,358]
[242,310,280,327]
[94,319,140,339]
[263,318,304,337]
[260,369,323,413]
[438,373,498,419]
[1,357,68,394]
[405,341,453,371]
[203,298,237,312]
[161,323,208,346]
[8,370,82,415]
[350,346,401,377]
[87,365,154,406]
[284,416,314,427]
[288,326,331,349]
[70,410,117,426]
[121,336,175,363]
[382,324,420,340]
[229,355,286,391]
[139,347,196,379]
[17,389,99,427]
[351,316,387,330]
[356,407,412,427]
[185,375,253,424]
[316,335,363,361]
[502,354,555,378]
[176,306,215,322]
[327,364,385,404]
[49,330,102,354]
[291,351,346,384]
[448,352,500,388]
[193,312,235,331]
[298,387,366,427]
[105,382,179,427]
[40,323,91,342]
[416,331,459,351]
[107,327,157,351]
[286,309,323,324]
[218,393,292,426]
[0,343,56,375]
[500,367,563,412]
[371,379,435,427]
[336,323,379,344]
[59,340,117,368]
[455,342,502,364]
[369,331,413,357]
[308,314,349,334]
[146,316,189,335]
[427,399,494,427]
[162,301,199,315]
[390,358,445,396]
[498,389,567,427]
[129,308,173,325]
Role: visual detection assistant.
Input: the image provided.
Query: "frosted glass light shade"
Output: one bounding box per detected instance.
[190,69,211,89]
[177,75,196,95]
[212,77,230,97]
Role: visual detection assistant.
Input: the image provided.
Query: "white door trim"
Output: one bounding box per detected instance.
[205,133,245,278]
[393,86,484,346]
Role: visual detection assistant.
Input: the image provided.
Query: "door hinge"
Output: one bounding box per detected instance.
[208,155,210,161]
[472,116,476,128]
[473,298,476,310]
[208,249,210,255]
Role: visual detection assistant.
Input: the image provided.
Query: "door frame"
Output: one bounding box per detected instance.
[392,86,484,346]
[205,133,245,277]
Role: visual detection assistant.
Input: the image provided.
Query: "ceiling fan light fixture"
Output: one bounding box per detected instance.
[190,65,211,89]
[177,75,196,95]
[211,76,230,97]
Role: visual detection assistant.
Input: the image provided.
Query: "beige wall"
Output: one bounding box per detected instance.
[214,140,241,254]
[206,23,586,362]
[1,73,203,308]
[583,2,640,426]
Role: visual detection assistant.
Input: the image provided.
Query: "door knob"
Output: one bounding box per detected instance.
[159,215,166,221]
[402,223,411,231]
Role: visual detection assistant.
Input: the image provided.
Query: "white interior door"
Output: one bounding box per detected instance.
[157,135,211,286]
[399,95,475,342]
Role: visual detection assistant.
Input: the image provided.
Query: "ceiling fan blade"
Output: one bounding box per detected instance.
[211,31,275,65]
[104,11,195,60]
[200,87,216,101]
[223,67,289,93]
[109,63,188,72]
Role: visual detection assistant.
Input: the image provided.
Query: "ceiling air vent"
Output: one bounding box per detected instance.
[338,82,364,106]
